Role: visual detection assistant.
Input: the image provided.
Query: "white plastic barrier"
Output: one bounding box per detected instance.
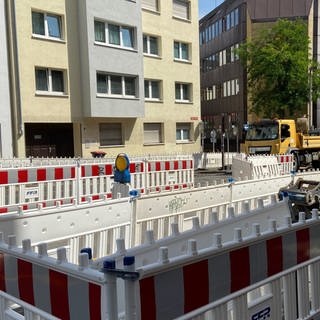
[193,152,238,169]
[232,154,294,180]
[0,157,194,213]
[0,202,320,319]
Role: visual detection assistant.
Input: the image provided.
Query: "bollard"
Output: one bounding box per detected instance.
[312,208,319,220]
[234,228,242,242]
[187,239,198,256]
[252,223,261,237]
[38,243,48,257]
[299,212,306,224]
[80,247,92,260]
[8,235,16,249]
[57,247,67,264]
[269,220,277,232]
[116,239,126,254]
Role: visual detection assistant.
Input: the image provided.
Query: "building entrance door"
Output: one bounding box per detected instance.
[25,123,74,157]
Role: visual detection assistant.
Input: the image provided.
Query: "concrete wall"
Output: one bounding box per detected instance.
[78,0,144,118]
[0,0,13,157]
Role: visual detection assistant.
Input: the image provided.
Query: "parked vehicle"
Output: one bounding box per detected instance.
[241,118,320,170]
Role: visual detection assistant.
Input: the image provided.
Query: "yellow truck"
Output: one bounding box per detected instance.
[241,118,320,170]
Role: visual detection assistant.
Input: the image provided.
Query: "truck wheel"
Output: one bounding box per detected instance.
[292,153,299,172]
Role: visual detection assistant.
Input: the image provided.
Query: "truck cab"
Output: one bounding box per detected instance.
[241,119,297,155]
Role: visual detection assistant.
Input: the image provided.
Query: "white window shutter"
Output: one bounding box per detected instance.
[173,0,189,20]
[142,0,158,11]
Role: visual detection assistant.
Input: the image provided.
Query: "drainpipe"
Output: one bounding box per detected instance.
[5,0,23,156]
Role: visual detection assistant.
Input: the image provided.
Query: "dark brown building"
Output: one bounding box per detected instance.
[199,0,316,151]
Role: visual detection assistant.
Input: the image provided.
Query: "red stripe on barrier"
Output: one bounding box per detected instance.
[0,253,6,291]
[174,185,179,190]
[0,208,8,214]
[182,160,187,169]
[0,172,8,184]
[297,229,310,263]
[140,162,144,172]
[183,184,187,188]
[92,195,99,201]
[183,260,209,313]
[165,161,170,171]
[156,162,161,171]
[89,283,101,320]
[18,259,35,305]
[190,160,193,169]
[37,169,46,181]
[55,168,63,180]
[49,270,70,320]
[148,163,151,172]
[165,186,171,191]
[23,205,28,211]
[18,170,28,183]
[267,236,283,276]
[71,167,75,179]
[156,187,160,192]
[130,163,136,173]
[105,164,113,175]
[92,165,100,176]
[174,161,179,170]
[81,197,86,202]
[140,277,156,320]
[81,166,85,178]
[106,193,112,198]
[230,247,250,292]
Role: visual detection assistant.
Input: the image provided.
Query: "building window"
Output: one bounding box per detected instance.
[175,83,191,102]
[99,123,123,146]
[144,80,161,100]
[35,68,65,93]
[97,73,137,98]
[176,123,191,142]
[142,0,159,12]
[32,11,62,39]
[94,20,135,49]
[174,41,189,61]
[143,34,159,56]
[223,79,240,97]
[173,0,190,20]
[225,8,239,31]
[144,123,163,144]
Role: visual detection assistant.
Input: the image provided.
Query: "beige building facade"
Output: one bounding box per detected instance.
[5,0,201,158]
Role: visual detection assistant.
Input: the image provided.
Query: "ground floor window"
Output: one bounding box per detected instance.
[144,123,163,144]
[176,123,191,142]
[99,123,123,146]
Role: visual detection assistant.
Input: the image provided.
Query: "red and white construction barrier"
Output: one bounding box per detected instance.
[0,157,193,214]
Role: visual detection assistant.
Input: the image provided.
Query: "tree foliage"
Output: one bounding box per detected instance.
[238,19,320,118]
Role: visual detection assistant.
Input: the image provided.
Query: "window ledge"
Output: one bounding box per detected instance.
[35,91,68,98]
[145,99,163,103]
[32,34,66,44]
[142,7,161,15]
[176,140,194,144]
[94,41,137,53]
[174,58,192,64]
[175,100,193,104]
[143,143,165,146]
[99,145,125,149]
[96,94,139,101]
[143,53,162,60]
[172,16,191,23]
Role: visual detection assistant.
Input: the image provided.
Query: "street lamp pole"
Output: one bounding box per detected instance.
[309,67,313,129]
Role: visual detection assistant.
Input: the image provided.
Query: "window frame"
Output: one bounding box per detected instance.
[94,20,136,50]
[99,123,123,147]
[172,0,191,21]
[144,79,161,101]
[175,82,191,103]
[174,41,190,62]
[176,123,192,143]
[96,72,138,99]
[141,0,160,13]
[32,11,64,41]
[35,67,66,95]
[143,34,160,57]
[143,123,164,145]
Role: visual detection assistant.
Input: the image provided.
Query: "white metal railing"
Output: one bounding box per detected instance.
[0,288,59,320]
[175,256,320,320]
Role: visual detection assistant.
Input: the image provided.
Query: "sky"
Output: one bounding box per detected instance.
[198,0,225,18]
